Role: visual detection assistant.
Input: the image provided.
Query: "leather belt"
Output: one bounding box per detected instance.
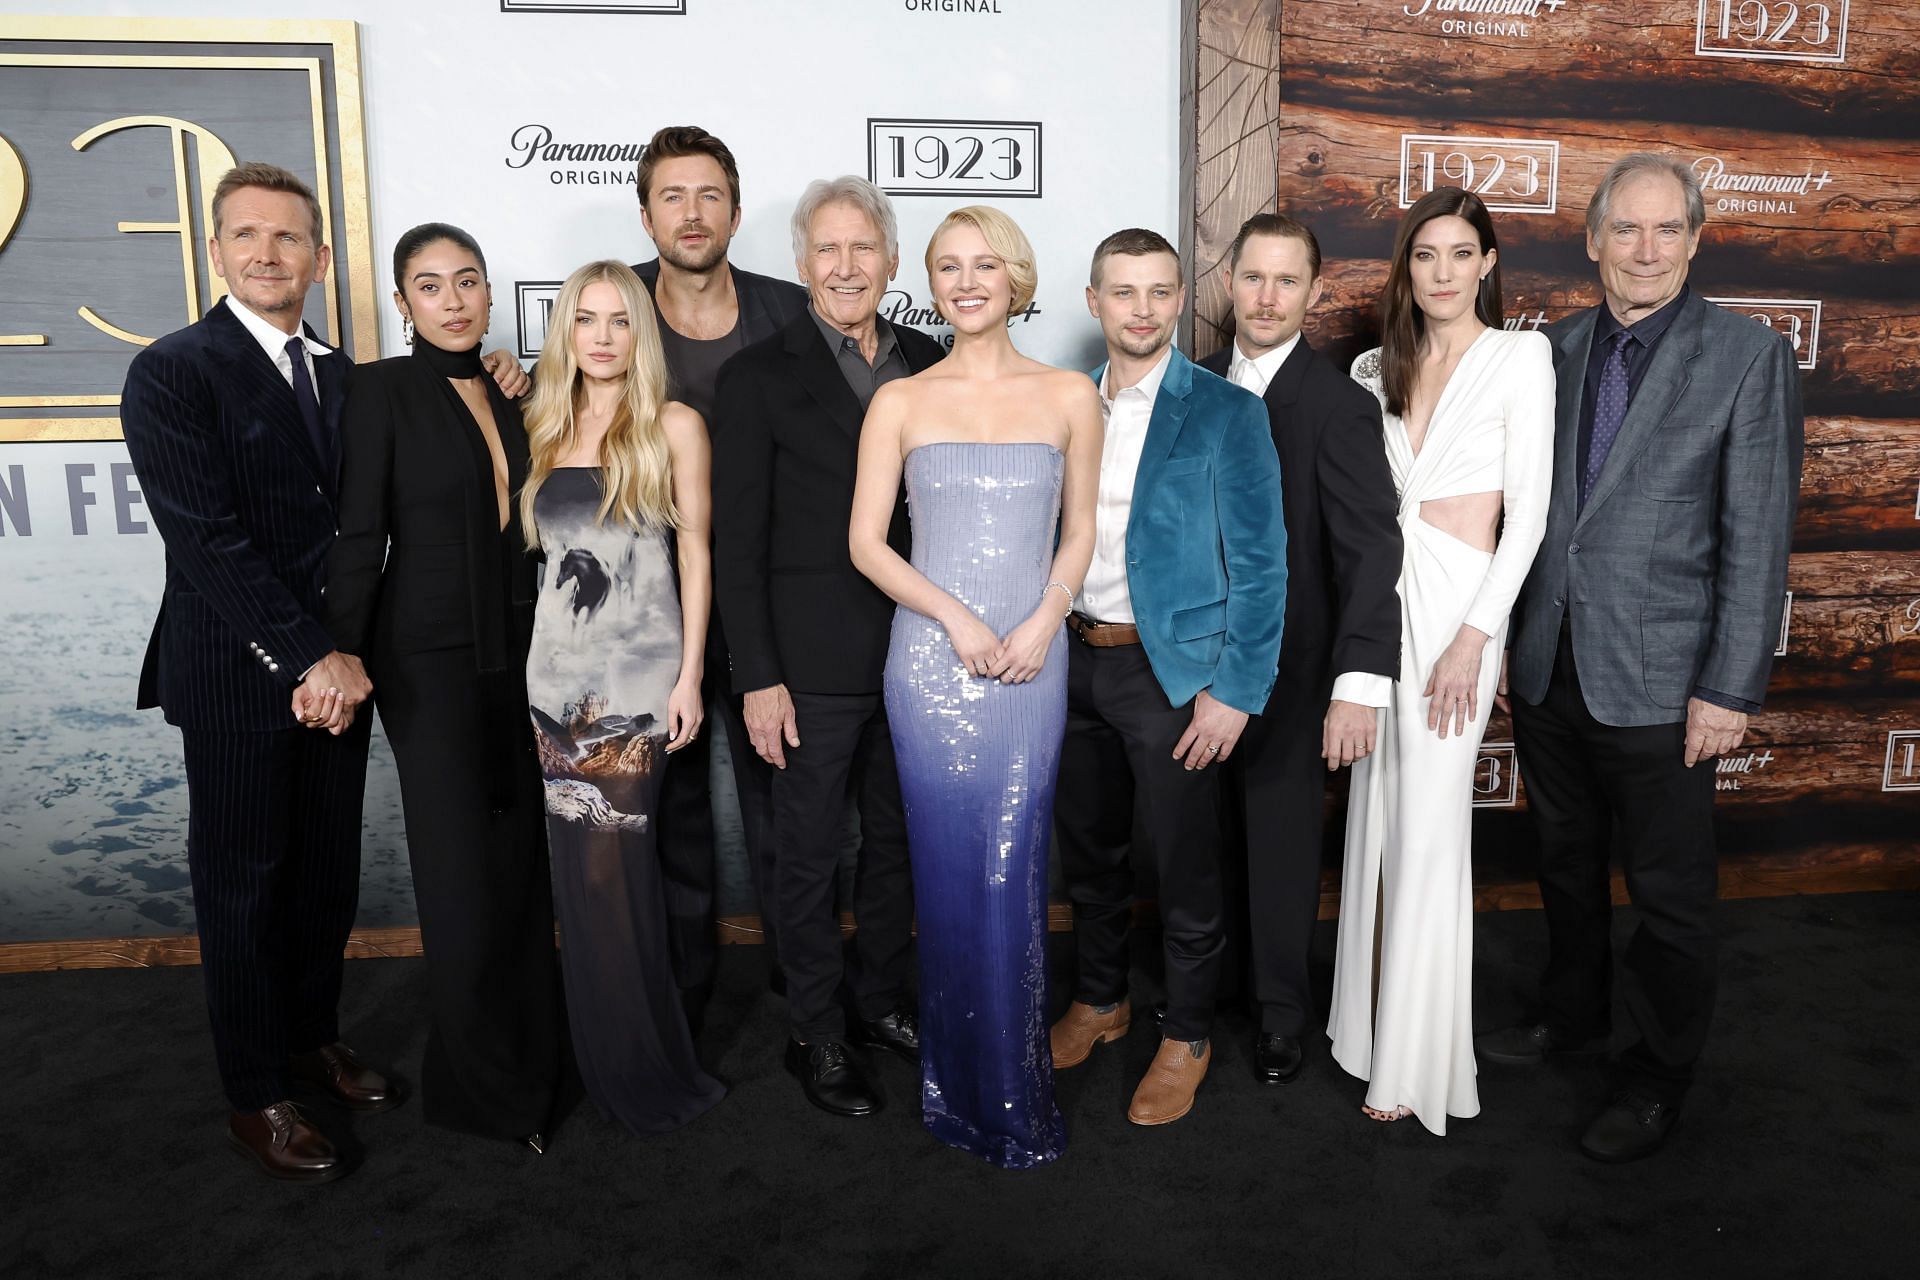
[1067,613,1141,647]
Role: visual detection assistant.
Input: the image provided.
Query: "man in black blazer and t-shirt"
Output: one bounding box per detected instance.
[118,164,399,1183]
[1199,215,1404,1085]
[711,176,942,1117]
[628,125,808,1024]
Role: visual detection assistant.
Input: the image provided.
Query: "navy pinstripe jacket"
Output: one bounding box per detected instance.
[120,299,351,732]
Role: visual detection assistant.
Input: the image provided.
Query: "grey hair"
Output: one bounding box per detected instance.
[1585,153,1707,241]
[790,176,899,266]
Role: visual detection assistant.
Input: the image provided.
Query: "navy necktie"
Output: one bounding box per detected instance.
[284,336,332,475]
[1582,329,1634,506]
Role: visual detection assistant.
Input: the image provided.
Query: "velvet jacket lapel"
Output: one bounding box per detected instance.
[1132,346,1196,507]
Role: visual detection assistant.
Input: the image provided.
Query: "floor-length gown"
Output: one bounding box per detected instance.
[1327,330,1554,1135]
[527,467,725,1135]
[885,442,1068,1169]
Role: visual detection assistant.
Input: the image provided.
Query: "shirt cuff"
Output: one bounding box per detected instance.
[1331,671,1393,709]
[1692,686,1761,714]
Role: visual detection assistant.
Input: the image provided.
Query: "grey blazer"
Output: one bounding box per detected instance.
[1508,291,1803,727]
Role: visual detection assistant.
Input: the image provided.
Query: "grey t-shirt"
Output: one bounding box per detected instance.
[656,315,746,424]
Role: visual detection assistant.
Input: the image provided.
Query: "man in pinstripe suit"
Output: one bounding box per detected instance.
[120,164,400,1183]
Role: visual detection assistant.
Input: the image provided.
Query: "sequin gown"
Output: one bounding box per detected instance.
[884,441,1068,1169]
[526,468,724,1136]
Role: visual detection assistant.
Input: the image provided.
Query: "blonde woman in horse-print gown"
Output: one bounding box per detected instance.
[1328,188,1553,1134]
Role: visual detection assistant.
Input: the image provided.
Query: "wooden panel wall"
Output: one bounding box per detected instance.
[1192,0,1920,894]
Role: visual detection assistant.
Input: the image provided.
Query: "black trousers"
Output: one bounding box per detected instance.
[1055,640,1227,1042]
[1512,629,1719,1103]
[770,690,914,1042]
[377,647,560,1138]
[655,636,777,1016]
[1222,661,1333,1036]
[180,716,370,1112]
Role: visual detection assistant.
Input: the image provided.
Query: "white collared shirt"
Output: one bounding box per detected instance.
[1080,345,1174,625]
[1227,331,1301,398]
[1229,333,1391,710]
[222,295,332,396]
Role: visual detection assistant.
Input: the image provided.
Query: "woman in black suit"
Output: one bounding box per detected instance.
[324,223,560,1149]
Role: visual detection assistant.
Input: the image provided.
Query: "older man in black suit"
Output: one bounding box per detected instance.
[711,176,942,1118]
[1483,154,1803,1161]
[119,163,397,1182]
[628,124,809,1025]
[1199,215,1403,1086]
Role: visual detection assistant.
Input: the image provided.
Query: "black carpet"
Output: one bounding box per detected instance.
[4,892,1915,1279]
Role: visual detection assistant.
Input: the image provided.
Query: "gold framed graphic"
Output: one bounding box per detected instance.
[0,17,376,441]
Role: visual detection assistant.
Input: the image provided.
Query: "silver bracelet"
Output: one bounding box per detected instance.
[1044,581,1074,612]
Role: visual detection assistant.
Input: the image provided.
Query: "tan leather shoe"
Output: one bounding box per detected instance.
[227,1102,349,1183]
[1050,1000,1131,1069]
[1127,1037,1211,1126]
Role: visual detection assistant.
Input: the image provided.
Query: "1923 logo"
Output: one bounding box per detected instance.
[1705,297,1821,371]
[866,119,1041,199]
[1695,0,1848,63]
[1472,742,1519,807]
[1882,731,1920,792]
[1398,135,1559,214]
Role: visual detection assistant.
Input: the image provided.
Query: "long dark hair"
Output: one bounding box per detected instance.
[1378,187,1503,417]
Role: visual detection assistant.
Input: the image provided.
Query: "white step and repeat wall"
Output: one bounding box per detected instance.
[0,1,1182,942]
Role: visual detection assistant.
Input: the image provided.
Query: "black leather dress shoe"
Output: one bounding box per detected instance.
[851,1007,921,1062]
[1580,1091,1679,1162]
[227,1102,349,1184]
[290,1042,404,1113]
[785,1039,881,1117]
[1475,1022,1607,1066]
[1253,1033,1304,1085]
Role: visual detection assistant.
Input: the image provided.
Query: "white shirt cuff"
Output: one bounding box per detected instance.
[1330,670,1393,708]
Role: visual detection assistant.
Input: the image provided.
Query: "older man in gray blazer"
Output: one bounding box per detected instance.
[1482,154,1802,1162]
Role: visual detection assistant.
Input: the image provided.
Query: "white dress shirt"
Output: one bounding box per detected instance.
[1080,345,1174,625]
[223,295,332,395]
[1230,334,1391,710]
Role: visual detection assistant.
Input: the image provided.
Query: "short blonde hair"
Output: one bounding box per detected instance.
[923,205,1037,314]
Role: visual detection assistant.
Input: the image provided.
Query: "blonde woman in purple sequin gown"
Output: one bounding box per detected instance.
[851,207,1101,1168]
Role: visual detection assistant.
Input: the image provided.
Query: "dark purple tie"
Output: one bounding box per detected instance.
[1581,330,1633,507]
[284,336,331,474]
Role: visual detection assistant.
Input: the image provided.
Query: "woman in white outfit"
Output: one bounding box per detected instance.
[1328,187,1554,1134]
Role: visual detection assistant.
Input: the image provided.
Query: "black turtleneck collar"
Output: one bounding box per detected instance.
[412,332,486,379]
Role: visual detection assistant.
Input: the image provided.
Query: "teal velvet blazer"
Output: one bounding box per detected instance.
[1087,347,1288,714]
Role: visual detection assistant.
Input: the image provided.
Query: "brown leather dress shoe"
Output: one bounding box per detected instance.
[227,1102,348,1183]
[1128,1037,1211,1126]
[1050,1000,1131,1069]
[291,1042,403,1114]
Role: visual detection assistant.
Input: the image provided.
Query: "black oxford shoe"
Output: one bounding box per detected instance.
[1580,1091,1680,1162]
[785,1039,881,1118]
[852,1006,921,1062]
[1254,1033,1304,1085]
[1475,1022,1607,1066]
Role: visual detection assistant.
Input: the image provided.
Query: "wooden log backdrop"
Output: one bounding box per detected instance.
[1188,0,1920,899]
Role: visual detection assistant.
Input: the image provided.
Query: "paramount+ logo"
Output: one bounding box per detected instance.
[504,125,643,186]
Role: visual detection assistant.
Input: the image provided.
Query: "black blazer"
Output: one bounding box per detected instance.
[322,352,537,671]
[120,299,349,732]
[1200,338,1402,702]
[711,312,947,696]
[631,258,808,348]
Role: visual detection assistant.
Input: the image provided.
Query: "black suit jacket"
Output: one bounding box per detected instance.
[322,353,536,670]
[711,312,947,696]
[631,258,808,348]
[1200,338,1401,704]
[121,299,349,732]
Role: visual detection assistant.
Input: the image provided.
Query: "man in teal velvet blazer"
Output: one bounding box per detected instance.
[1050,228,1287,1128]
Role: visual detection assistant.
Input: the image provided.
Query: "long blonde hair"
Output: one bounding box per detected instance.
[520,260,681,543]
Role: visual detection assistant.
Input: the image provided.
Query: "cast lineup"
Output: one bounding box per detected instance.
[116,127,1802,1183]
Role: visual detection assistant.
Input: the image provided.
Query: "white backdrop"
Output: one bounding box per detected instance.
[0,0,1183,941]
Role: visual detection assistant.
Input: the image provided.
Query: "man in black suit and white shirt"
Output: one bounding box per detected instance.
[628,125,809,1024]
[119,164,399,1182]
[1483,154,1802,1161]
[1199,215,1404,1085]
[711,176,942,1118]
